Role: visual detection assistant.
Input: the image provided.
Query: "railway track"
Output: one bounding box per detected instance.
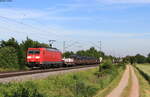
[0,64,98,79]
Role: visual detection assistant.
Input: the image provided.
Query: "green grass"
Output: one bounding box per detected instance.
[0,65,124,97]
[0,68,19,72]
[134,67,150,97]
[0,67,29,72]
[136,64,150,76]
[135,64,150,83]
[93,66,124,97]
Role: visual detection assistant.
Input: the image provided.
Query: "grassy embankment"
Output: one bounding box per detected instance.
[135,64,150,97]
[0,65,124,97]
[0,68,17,72]
[136,64,150,82]
[94,65,125,97]
[0,67,29,72]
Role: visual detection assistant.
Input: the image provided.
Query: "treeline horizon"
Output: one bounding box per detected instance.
[0,37,149,70]
[123,54,150,64]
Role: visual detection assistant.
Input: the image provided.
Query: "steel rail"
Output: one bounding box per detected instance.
[0,64,98,78]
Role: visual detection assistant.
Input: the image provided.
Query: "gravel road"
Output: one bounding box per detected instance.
[106,65,139,97]
[129,65,139,97]
[106,65,130,97]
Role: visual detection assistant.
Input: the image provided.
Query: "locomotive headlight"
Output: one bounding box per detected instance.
[27,56,31,59]
[35,56,40,59]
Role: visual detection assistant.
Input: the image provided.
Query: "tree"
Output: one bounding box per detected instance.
[21,37,49,51]
[76,47,105,58]
[146,53,150,63]
[0,47,19,69]
[76,50,86,56]
[0,37,19,49]
[17,46,26,69]
[135,54,146,64]
[0,38,24,68]
[123,56,136,64]
[130,56,136,64]
[63,51,74,58]
[148,53,150,57]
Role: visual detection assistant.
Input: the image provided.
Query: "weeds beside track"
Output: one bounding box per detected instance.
[0,64,98,78]
[0,65,124,97]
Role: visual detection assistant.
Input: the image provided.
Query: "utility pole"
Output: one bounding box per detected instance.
[63,41,66,53]
[98,41,103,64]
[98,41,102,52]
[49,40,56,48]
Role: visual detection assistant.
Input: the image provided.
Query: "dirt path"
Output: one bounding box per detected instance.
[106,65,130,97]
[106,65,139,97]
[129,65,139,97]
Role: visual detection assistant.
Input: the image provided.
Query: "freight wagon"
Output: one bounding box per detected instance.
[63,55,100,66]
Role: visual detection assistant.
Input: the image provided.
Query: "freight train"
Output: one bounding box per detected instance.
[27,47,100,68]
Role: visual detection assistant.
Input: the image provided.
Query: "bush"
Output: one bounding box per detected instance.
[0,82,44,97]
[146,57,150,63]
[117,62,126,69]
[101,59,113,70]
[0,47,19,69]
[3,87,44,97]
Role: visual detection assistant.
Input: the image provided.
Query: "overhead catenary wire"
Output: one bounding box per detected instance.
[0,20,54,43]
[0,8,104,52]
[0,18,66,44]
[0,2,49,37]
[64,41,85,52]
[0,15,65,38]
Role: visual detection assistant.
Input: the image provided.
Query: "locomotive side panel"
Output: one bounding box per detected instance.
[42,49,63,65]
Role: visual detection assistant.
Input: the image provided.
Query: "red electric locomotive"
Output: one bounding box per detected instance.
[27,48,63,68]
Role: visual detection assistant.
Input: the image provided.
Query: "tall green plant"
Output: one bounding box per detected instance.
[0,47,19,69]
[101,59,113,70]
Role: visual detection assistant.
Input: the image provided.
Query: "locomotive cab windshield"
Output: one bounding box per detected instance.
[28,50,40,54]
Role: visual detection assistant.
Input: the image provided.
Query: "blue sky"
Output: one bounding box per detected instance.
[0,0,150,56]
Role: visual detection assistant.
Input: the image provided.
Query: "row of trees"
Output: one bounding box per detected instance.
[63,47,121,62]
[123,54,150,64]
[63,47,105,59]
[0,37,49,69]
